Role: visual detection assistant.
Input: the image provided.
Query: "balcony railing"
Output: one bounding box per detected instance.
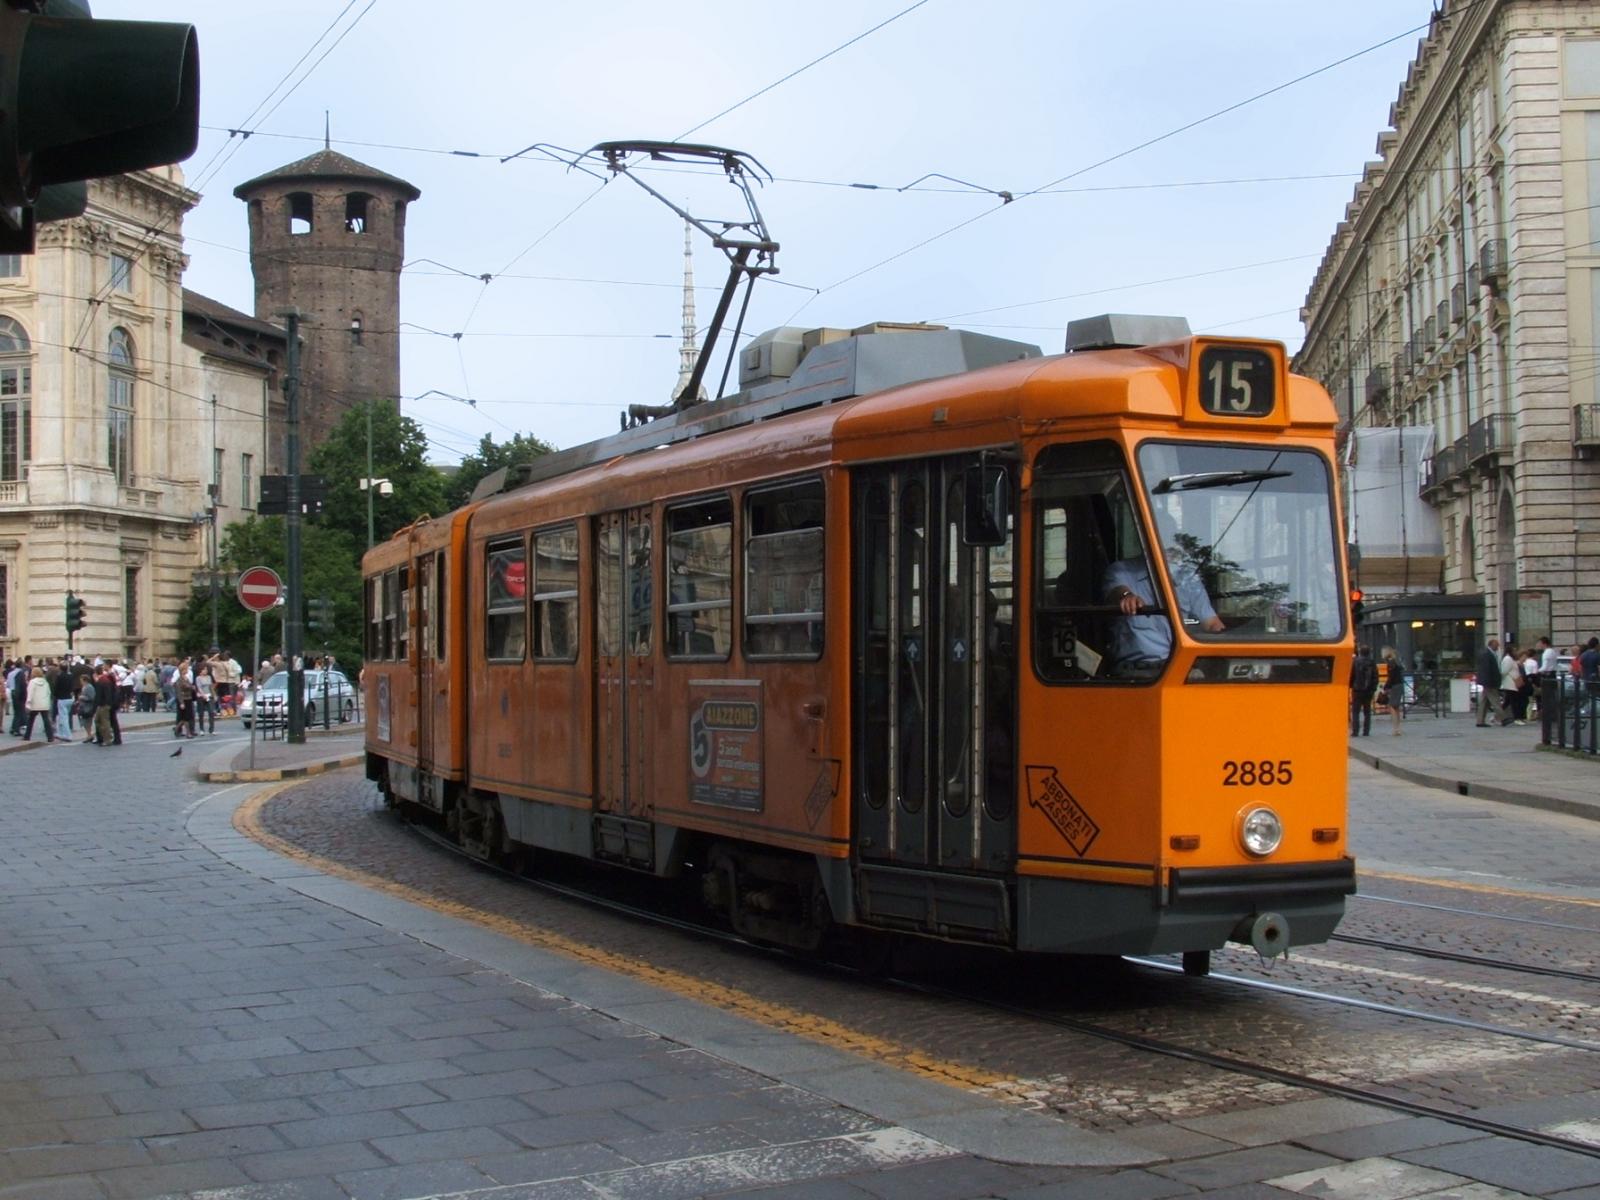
[0,481,24,504]
[1451,283,1466,324]
[1575,402,1600,448]
[1431,435,1469,485]
[1365,365,1390,405]
[1468,413,1513,464]
[1482,237,1508,286]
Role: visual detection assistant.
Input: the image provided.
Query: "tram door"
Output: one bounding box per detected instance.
[853,457,1017,873]
[596,509,655,819]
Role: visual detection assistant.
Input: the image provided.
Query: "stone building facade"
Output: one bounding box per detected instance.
[233,149,419,449]
[0,147,417,661]
[0,169,282,662]
[1298,0,1600,660]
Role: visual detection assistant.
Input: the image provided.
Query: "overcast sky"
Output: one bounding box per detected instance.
[98,1,1436,464]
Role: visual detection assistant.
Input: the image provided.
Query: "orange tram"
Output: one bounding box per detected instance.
[362,314,1355,975]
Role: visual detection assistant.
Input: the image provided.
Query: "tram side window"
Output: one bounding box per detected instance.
[397,566,411,662]
[532,525,579,661]
[485,536,527,662]
[434,554,447,662]
[420,557,435,661]
[745,479,824,659]
[666,496,732,659]
[365,577,381,661]
[628,519,652,656]
[382,570,399,660]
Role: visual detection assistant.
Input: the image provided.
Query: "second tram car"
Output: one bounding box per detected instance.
[364,314,1355,972]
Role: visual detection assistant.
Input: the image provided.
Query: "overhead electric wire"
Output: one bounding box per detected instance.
[791,6,1471,320]
[673,0,933,141]
[64,1,381,360]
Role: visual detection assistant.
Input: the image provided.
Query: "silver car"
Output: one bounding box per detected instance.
[239,668,357,729]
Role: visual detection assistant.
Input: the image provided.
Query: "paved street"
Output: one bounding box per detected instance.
[0,717,1596,1199]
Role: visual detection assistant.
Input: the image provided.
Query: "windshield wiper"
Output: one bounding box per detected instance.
[1153,469,1291,494]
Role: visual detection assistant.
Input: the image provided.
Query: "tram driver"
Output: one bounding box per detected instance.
[1103,508,1223,677]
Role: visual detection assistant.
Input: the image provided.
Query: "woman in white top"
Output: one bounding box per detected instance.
[194,662,217,735]
[23,667,55,742]
[1500,646,1526,724]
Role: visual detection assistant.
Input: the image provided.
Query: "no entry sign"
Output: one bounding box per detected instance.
[236,565,283,613]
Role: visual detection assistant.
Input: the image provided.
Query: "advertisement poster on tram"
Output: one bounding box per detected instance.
[688,683,763,811]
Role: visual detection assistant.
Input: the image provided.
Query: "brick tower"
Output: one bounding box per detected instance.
[233,148,420,449]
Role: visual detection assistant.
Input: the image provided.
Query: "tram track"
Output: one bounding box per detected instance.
[1328,930,1600,985]
[1357,891,1600,934]
[392,811,1600,1162]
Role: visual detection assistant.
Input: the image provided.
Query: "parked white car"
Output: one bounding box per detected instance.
[239,669,357,729]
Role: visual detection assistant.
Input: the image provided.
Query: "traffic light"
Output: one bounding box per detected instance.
[0,2,199,252]
[306,596,333,634]
[1350,588,1365,626]
[64,590,85,631]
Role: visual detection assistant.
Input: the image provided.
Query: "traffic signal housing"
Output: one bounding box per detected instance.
[64,590,85,632]
[306,596,333,635]
[0,2,199,252]
[1350,588,1365,626]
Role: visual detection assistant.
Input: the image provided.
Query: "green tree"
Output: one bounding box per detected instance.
[309,399,448,552]
[444,431,555,510]
[174,516,365,673]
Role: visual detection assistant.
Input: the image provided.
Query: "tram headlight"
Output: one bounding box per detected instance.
[1239,806,1283,857]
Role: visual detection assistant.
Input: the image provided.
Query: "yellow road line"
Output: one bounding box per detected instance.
[1362,867,1600,909]
[233,787,1009,1090]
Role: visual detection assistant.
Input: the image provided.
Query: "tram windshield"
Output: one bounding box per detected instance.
[1135,441,1342,644]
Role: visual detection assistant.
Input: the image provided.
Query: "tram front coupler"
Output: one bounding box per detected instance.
[1231,911,1289,960]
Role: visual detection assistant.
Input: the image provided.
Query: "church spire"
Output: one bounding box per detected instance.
[674,218,706,402]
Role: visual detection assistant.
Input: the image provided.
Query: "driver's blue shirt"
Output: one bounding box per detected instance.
[1104,556,1218,666]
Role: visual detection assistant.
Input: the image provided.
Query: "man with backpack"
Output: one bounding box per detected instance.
[1349,643,1378,736]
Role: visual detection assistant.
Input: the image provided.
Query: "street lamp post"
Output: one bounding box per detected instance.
[360,475,392,549]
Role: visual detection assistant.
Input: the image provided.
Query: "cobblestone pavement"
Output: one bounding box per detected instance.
[1,728,1598,1198]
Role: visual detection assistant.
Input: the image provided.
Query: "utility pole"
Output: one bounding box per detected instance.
[209,391,219,649]
[366,400,374,550]
[277,309,306,744]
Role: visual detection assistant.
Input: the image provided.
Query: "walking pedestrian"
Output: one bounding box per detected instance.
[50,660,76,739]
[1499,643,1527,725]
[138,661,160,712]
[1582,637,1600,682]
[1475,636,1512,727]
[1382,648,1405,736]
[77,675,100,744]
[7,657,30,736]
[1349,643,1378,736]
[194,662,216,735]
[22,667,55,742]
[94,664,122,745]
[173,659,197,738]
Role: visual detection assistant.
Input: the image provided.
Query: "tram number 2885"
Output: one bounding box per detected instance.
[1222,759,1293,786]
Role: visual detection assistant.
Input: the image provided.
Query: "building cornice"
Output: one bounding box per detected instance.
[1302,0,1505,350]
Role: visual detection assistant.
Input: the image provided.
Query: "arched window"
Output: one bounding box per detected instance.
[108,327,134,484]
[344,192,372,234]
[0,315,31,483]
[288,191,314,235]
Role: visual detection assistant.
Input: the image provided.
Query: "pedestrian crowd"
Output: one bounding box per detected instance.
[3,648,245,745]
[1350,632,1600,738]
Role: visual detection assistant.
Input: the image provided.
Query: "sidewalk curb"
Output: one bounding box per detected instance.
[198,751,365,783]
[1348,744,1600,823]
